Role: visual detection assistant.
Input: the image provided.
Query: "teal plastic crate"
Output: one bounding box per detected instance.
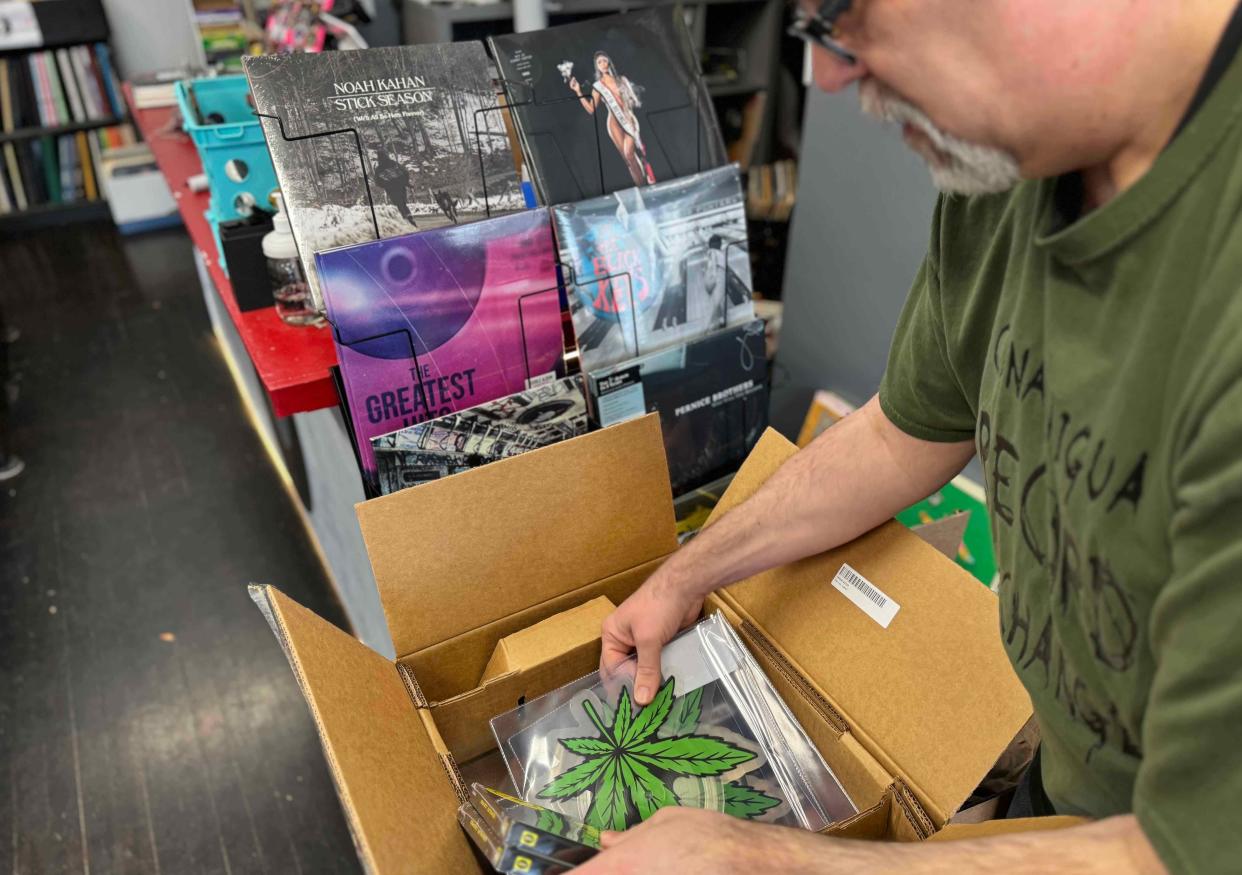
[175,75,278,261]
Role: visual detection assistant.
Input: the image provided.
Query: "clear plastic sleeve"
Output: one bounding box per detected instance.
[490,613,857,833]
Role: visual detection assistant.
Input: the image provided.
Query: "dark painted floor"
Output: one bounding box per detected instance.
[0,222,363,874]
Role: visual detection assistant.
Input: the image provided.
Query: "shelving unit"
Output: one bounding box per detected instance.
[0,116,126,143]
[401,0,784,165]
[0,0,130,231]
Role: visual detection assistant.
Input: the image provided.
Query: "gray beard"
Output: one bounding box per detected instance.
[859,79,1022,195]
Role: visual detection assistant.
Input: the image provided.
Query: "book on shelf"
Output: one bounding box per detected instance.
[41,49,70,125]
[27,53,50,126]
[0,157,9,212]
[54,48,85,122]
[21,136,46,202]
[11,56,41,129]
[92,44,125,116]
[315,208,567,494]
[56,134,72,201]
[76,130,96,199]
[490,6,727,206]
[554,163,755,374]
[1,145,26,210]
[243,43,525,312]
[71,46,104,119]
[586,319,769,495]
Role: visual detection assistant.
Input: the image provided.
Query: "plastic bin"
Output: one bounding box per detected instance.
[175,75,279,262]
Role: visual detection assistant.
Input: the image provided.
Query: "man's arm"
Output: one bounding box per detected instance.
[601,394,975,703]
[578,808,1167,874]
[818,815,1166,874]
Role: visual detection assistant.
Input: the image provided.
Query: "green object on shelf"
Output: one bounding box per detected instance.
[897,477,996,588]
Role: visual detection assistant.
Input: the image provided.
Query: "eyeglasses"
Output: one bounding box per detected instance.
[788,0,857,65]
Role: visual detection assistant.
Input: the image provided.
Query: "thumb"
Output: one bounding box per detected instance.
[633,636,663,706]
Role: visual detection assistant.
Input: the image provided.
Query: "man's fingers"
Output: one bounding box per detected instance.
[633,635,663,705]
[599,617,635,676]
[599,638,633,678]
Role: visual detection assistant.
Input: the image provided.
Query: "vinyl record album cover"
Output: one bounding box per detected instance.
[556,164,754,374]
[244,44,524,309]
[490,6,726,205]
[370,376,588,495]
[317,209,565,494]
[588,320,768,494]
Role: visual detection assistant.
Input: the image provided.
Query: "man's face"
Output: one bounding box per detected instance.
[808,0,1151,191]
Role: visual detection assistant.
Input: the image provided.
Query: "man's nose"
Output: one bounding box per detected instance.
[811,44,868,93]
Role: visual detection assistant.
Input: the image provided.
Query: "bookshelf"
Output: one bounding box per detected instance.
[0,0,110,56]
[0,116,126,143]
[0,0,132,230]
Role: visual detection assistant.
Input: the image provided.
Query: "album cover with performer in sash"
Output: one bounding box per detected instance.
[490,6,726,206]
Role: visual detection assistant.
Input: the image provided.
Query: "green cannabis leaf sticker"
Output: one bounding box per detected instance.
[537,678,780,830]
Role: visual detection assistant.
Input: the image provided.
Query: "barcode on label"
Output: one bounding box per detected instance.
[838,565,887,607]
[830,563,900,628]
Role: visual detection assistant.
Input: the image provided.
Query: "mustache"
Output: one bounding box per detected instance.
[859,79,970,156]
[857,77,1022,195]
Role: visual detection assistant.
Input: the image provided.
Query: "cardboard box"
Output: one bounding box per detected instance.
[250,415,1033,873]
[480,596,615,683]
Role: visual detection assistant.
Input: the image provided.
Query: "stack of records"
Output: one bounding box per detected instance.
[459,783,599,873]
[370,377,588,496]
[588,320,767,495]
[490,614,858,833]
[316,209,566,495]
[555,163,767,493]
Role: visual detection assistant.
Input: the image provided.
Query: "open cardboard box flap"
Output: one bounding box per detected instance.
[356,416,679,660]
[249,585,478,873]
[705,429,1032,826]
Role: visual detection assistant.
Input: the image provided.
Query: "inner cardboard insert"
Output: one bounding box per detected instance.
[399,559,666,704]
[396,574,904,835]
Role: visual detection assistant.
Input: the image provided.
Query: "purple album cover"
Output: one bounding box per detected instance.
[316,208,566,492]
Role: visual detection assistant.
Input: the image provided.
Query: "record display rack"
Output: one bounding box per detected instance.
[0,0,129,230]
[402,0,784,166]
[125,83,340,417]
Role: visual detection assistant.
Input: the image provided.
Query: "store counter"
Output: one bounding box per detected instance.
[126,85,395,657]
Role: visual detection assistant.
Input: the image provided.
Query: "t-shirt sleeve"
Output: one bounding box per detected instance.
[1133,374,1242,875]
[878,198,977,443]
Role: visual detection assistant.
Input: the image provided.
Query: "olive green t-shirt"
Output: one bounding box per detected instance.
[878,48,1242,875]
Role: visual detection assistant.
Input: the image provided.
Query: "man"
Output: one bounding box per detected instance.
[586,1,1242,872]
[370,146,418,227]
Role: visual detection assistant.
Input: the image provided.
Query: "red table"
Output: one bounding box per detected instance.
[125,84,339,417]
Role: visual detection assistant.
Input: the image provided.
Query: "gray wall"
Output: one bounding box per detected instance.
[101,0,202,77]
[772,85,936,436]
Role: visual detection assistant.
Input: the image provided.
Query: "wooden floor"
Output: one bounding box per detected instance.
[0,222,363,874]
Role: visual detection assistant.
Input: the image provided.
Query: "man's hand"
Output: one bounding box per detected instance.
[599,396,976,706]
[599,566,702,705]
[575,808,818,875]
